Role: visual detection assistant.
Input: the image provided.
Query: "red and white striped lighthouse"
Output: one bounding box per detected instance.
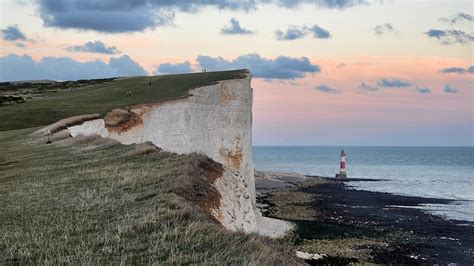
[336,149,347,179]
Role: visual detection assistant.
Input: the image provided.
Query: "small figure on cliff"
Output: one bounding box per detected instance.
[336,149,347,179]
[126,91,132,96]
[46,130,52,144]
[148,81,151,87]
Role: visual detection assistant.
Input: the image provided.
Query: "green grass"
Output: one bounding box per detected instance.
[0,128,298,264]
[0,70,301,264]
[0,70,247,131]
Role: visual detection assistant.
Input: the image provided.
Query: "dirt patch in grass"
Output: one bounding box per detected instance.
[104,108,143,131]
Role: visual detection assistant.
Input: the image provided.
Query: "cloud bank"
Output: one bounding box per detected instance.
[35,0,364,33]
[65,41,120,54]
[1,52,320,81]
[197,53,320,79]
[0,54,147,81]
[155,62,193,74]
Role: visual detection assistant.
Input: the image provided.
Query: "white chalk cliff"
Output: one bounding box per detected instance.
[65,72,291,236]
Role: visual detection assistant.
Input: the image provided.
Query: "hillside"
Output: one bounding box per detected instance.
[0,70,246,131]
[0,71,300,264]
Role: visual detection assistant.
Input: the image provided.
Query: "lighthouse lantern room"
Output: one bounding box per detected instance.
[336,149,347,179]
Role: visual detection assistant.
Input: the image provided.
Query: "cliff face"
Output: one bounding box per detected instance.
[67,73,259,232]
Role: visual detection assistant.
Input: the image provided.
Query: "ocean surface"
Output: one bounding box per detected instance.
[253,146,474,222]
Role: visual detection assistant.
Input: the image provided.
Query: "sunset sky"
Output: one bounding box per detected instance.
[1,0,472,146]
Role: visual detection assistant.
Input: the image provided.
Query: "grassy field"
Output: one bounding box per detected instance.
[0,70,247,131]
[0,70,301,264]
[0,129,298,264]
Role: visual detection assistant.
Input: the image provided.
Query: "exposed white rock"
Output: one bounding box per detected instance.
[296,251,324,261]
[257,216,294,238]
[211,169,256,232]
[68,119,108,138]
[63,73,289,234]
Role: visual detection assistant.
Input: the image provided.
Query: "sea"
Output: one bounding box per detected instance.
[253,146,474,222]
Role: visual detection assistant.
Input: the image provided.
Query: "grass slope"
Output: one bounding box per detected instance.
[0,70,247,131]
[0,70,300,264]
[0,129,298,264]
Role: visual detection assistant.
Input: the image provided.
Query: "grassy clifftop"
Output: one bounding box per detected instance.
[0,70,301,264]
[0,70,248,131]
[0,128,298,264]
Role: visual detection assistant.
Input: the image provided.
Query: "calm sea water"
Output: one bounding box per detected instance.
[253,146,474,222]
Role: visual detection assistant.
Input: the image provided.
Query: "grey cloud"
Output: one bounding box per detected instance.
[313,0,368,9]
[1,25,27,41]
[35,0,364,33]
[377,78,411,87]
[358,82,379,92]
[277,0,368,9]
[439,66,474,74]
[315,84,340,94]
[416,87,431,94]
[275,24,331,40]
[374,23,395,36]
[439,13,473,24]
[155,62,193,74]
[221,18,255,35]
[443,85,459,94]
[0,53,147,81]
[308,25,331,38]
[197,53,320,79]
[65,41,120,54]
[109,55,148,77]
[424,29,474,45]
[275,26,307,40]
[38,0,175,33]
[440,67,467,74]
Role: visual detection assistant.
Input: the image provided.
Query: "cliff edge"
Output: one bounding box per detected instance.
[44,71,291,236]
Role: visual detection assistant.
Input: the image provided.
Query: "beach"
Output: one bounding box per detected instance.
[255,172,474,264]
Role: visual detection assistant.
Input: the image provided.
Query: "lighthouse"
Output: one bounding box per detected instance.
[335,149,347,179]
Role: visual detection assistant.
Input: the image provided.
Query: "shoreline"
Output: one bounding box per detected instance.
[255,172,474,264]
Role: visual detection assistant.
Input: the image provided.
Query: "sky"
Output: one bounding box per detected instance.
[0,0,473,146]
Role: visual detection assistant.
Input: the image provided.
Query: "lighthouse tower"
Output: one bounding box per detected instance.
[335,149,347,179]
